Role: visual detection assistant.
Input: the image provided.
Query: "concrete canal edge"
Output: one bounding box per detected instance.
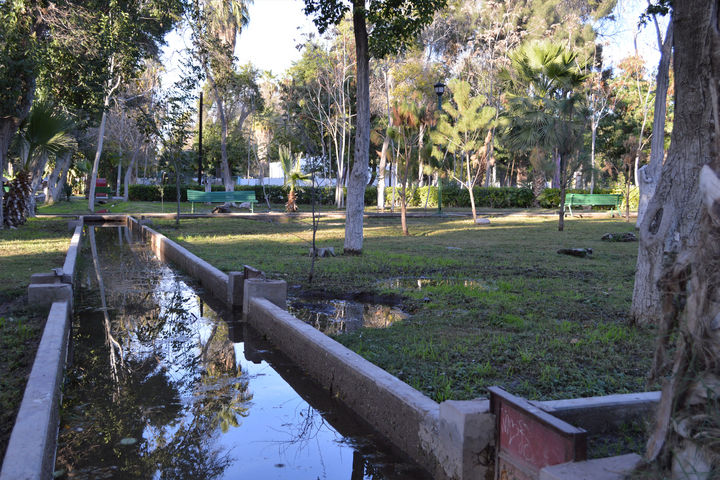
[0,218,84,480]
[0,302,71,480]
[126,215,496,480]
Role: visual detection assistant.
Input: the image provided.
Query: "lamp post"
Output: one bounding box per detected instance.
[434,82,445,215]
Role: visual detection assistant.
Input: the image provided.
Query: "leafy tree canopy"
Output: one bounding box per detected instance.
[303,0,447,58]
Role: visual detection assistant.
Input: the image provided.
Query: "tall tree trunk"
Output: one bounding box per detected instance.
[637,19,674,227]
[378,135,389,211]
[465,152,478,222]
[26,152,50,218]
[558,153,567,231]
[631,5,706,327]
[590,122,598,193]
[378,66,392,211]
[123,143,141,201]
[47,150,72,204]
[208,76,233,192]
[344,1,370,254]
[116,152,122,197]
[641,4,720,478]
[0,119,15,228]
[89,57,121,212]
[417,123,425,187]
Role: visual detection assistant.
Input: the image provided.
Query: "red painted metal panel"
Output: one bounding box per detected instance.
[490,387,587,480]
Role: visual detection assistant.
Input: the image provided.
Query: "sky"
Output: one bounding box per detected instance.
[160,0,668,89]
[235,0,318,75]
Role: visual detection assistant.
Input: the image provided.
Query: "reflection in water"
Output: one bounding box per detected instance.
[288,299,409,335]
[379,276,494,291]
[55,226,428,480]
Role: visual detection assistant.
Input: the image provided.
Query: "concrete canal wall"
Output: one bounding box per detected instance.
[1,220,83,480]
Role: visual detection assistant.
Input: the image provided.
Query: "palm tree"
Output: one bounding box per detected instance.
[3,101,75,227]
[278,145,309,212]
[500,41,587,230]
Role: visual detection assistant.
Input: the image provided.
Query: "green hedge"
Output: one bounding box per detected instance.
[128,183,537,208]
[376,186,534,209]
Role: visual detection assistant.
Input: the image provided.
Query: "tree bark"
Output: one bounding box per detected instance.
[465,152,478,222]
[637,19,674,227]
[344,0,370,254]
[0,119,15,228]
[26,152,50,217]
[641,3,720,476]
[89,63,121,213]
[558,153,567,231]
[631,5,707,327]
[590,122,597,193]
[209,77,233,192]
[378,134,389,211]
[377,66,392,212]
[47,150,72,204]
[123,143,141,201]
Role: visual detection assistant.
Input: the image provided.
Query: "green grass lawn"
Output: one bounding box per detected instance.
[153,214,653,402]
[0,217,71,462]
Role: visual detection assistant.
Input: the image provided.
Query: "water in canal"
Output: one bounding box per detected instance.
[54,226,429,480]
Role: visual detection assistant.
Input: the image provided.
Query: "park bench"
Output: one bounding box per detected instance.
[186,189,257,213]
[564,193,622,217]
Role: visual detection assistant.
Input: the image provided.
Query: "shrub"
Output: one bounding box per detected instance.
[379,185,534,209]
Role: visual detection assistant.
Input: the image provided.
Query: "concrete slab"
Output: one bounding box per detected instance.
[243,279,286,314]
[535,392,660,434]
[539,454,642,480]
[30,272,63,284]
[435,400,495,480]
[62,221,83,284]
[227,271,244,308]
[0,301,71,480]
[27,283,72,310]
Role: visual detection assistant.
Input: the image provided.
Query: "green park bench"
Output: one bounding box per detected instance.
[186,189,257,213]
[564,193,622,217]
[95,186,113,195]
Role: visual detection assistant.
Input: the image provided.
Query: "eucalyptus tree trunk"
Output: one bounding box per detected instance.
[417,123,425,187]
[637,18,673,227]
[89,56,122,212]
[632,6,706,327]
[465,152,478,222]
[123,143,141,201]
[377,67,392,211]
[47,151,72,204]
[209,77,233,192]
[640,4,720,478]
[344,0,370,254]
[590,122,598,193]
[26,152,50,218]
[378,135,389,211]
[558,153,567,231]
[0,119,14,228]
